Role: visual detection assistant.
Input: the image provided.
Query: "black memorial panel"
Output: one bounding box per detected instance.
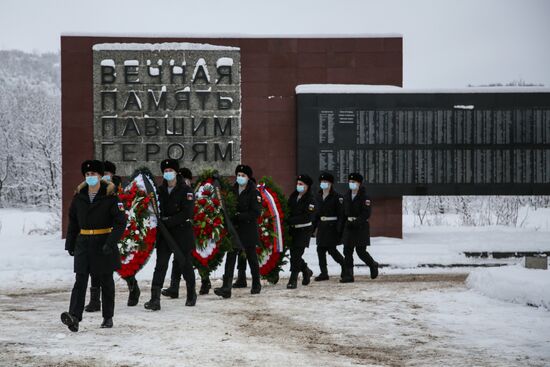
[297,92,550,196]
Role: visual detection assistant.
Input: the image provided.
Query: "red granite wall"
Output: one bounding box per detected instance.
[61,36,403,237]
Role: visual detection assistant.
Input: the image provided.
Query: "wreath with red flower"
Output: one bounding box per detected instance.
[256,176,289,284]
[116,168,158,279]
[191,170,235,277]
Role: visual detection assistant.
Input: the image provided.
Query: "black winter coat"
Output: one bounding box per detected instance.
[342,186,372,247]
[313,189,345,248]
[232,181,261,250]
[157,176,195,253]
[287,190,316,248]
[112,175,122,191]
[65,181,126,274]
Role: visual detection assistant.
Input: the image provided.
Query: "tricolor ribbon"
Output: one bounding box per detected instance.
[258,184,284,253]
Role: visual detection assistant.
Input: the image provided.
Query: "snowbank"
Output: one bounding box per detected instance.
[0,208,56,236]
[466,264,550,309]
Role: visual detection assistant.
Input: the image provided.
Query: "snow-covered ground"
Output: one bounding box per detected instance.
[1,208,549,366]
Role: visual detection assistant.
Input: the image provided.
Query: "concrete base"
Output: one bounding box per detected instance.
[525,256,548,270]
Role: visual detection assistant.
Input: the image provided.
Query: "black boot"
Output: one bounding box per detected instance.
[60,312,79,332]
[370,261,379,279]
[161,277,180,299]
[233,269,247,288]
[185,286,197,306]
[213,276,232,299]
[144,287,161,311]
[286,272,298,289]
[126,277,140,306]
[100,318,113,328]
[251,277,261,294]
[84,287,101,312]
[340,267,355,283]
[339,264,346,281]
[199,278,211,295]
[314,272,329,281]
[302,265,313,286]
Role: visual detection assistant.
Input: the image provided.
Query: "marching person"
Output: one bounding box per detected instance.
[84,160,140,312]
[161,168,212,298]
[312,172,346,281]
[286,174,316,289]
[340,173,379,283]
[144,159,197,310]
[61,160,126,332]
[232,176,258,289]
[102,160,122,189]
[214,164,262,298]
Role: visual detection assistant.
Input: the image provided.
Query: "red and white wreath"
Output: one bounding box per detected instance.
[116,173,158,279]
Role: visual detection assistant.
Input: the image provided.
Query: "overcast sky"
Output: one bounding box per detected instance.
[1,0,549,88]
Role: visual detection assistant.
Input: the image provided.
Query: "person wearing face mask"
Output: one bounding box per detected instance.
[341,173,379,283]
[312,172,346,281]
[161,168,213,298]
[232,176,257,289]
[286,174,316,289]
[84,160,136,313]
[104,161,140,307]
[102,161,122,190]
[214,164,262,298]
[144,159,197,310]
[61,160,126,332]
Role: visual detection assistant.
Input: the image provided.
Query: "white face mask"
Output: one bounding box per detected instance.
[296,184,305,193]
[320,182,330,190]
[349,182,358,191]
[163,171,176,181]
[236,176,248,186]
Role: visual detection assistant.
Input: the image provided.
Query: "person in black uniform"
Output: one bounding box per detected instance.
[286,174,316,289]
[102,160,122,189]
[312,172,346,281]
[61,160,126,332]
[84,160,141,312]
[144,159,197,310]
[214,164,262,298]
[231,176,258,289]
[340,173,379,283]
[161,168,213,298]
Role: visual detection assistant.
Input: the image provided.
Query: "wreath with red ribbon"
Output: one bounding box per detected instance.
[191,170,235,277]
[116,169,158,279]
[256,176,289,284]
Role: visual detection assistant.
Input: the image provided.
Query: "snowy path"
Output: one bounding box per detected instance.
[1,274,549,367]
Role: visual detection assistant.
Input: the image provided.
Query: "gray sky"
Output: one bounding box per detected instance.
[1,0,549,88]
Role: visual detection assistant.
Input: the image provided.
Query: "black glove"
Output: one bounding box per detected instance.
[231,212,240,224]
[102,244,113,255]
[67,249,74,256]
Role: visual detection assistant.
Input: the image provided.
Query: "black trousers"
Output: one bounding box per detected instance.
[90,273,100,288]
[223,246,260,281]
[289,247,309,273]
[343,244,375,269]
[317,246,344,273]
[237,250,247,271]
[152,241,195,291]
[69,272,114,320]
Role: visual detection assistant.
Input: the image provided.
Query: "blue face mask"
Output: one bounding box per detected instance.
[236,176,248,186]
[296,185,305,193]
[163,171,176,181]
[86,176,99,186]
[102,175,111,182]
[320,182,330,190]
[349,182,358,190]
